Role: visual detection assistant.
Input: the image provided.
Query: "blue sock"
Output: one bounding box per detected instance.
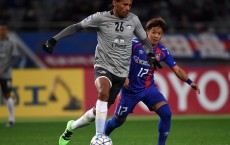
[156,104,172,145]
[104,117,124,136]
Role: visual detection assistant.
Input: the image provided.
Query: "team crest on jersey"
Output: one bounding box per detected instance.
[126,25,132,30]
[156,54,161,60]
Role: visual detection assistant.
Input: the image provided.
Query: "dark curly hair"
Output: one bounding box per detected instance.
[146,17,166,32]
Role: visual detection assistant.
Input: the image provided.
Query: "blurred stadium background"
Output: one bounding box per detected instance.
[0,0,230,145]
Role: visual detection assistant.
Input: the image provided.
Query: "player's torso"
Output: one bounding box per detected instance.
[126,41,154,93]
[124,41,169,94]
[98,14,135,47]
[95,12,136,77]
[0,40,13,67]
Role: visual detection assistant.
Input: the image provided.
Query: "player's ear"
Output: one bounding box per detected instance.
[113,0,118,7]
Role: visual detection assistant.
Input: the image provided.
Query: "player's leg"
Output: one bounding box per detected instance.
[1,79,15,127]
[155,102,171,145]
[59,108,96,145]
[104,92,138,136]
[94,67,126,135]
[94,67,112,135]
[70,102,114,130]
[142,86,171,145]
[59,103,115,145]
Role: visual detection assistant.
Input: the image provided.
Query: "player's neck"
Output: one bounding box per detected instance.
[152,44,157,49]
[112,9,125,19]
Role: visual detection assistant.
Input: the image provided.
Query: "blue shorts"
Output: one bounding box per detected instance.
[114,85,167,118]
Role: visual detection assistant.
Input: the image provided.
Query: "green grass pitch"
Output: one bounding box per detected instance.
[0,115,230,145]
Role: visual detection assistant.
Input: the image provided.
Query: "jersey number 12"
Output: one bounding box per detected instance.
[137,68,149,77]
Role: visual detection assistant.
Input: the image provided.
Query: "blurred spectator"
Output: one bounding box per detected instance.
[0,8,11,21]
[21,8,38,31]
[200,0,215,22]
[1,0,230,33]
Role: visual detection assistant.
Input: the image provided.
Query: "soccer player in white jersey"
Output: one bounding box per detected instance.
[0,21,19,127]
[43,0,161,144]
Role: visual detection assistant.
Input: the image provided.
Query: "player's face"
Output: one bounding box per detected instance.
[113,0,132,18]
[0,25,8,39]
[147,26,164,47]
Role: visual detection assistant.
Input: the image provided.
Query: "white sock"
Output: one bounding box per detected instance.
[95,100,108,135]
[5,97,15,123]
[71,108,95,130]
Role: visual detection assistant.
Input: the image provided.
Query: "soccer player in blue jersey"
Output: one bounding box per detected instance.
[104,17,200,145]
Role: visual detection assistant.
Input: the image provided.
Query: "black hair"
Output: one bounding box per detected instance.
[146,17,166,32]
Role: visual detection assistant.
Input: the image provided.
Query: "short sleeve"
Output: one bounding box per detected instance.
[163,48,176,67]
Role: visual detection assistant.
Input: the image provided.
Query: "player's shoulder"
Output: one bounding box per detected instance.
[91,11,110,18]
[157,43,167,51]
[157,43,172,56]
[127,12,139,20]
[132,37,141,44]
[5,38,16,44]
[128,12,137,17]
[132,37,143,50]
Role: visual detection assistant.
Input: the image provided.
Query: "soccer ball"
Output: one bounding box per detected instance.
[90,134,113,145]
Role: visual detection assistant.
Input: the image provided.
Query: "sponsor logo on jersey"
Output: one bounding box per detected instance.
[112,38,127,48]
[133,55,149,66]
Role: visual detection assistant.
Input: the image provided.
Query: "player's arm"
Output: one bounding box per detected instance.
[133,16,152,54]
[123,78,129,89]
[43,12,101,54]
[43,23,83,54]
[171,65,200,94]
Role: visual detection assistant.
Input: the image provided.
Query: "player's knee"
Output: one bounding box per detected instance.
[3,92,11,99]
[163,108,172,120]
[112,116,125,127]
[157,104,172,120]
[98,89,109,101]
[115,115,126,122]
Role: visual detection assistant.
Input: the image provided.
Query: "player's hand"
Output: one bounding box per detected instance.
[43,38,57,54]
[191,83,200,94]
[147,53,162,70]
[123,78,129,89]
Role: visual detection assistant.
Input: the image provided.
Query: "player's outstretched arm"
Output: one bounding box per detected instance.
[43,23,83,54]
[172,65,200,94]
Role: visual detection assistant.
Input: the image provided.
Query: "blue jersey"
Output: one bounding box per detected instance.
[122,38,176,94]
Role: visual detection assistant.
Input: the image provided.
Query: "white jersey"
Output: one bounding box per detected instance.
[80,11,147,77]
[0,38,19,79]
